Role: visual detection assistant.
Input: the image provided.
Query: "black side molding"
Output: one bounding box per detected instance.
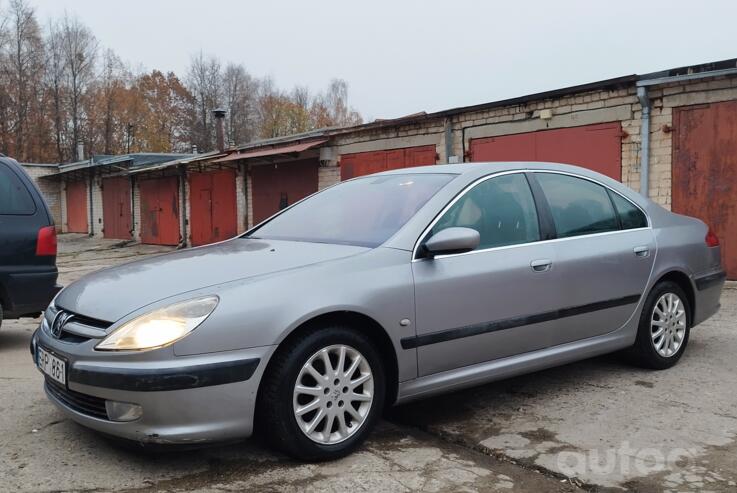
[401,294,641,350]
[694,270,726,291]
[69,358,260,392]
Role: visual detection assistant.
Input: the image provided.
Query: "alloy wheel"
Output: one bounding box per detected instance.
[292,344,374,445]
[650,292,687,358]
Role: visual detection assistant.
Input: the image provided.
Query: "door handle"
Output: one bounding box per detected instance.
[633,246,650,258]
[530,259,552,272]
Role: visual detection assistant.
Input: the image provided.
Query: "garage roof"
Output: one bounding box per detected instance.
[213,139,328,163]
[46,153,193,178]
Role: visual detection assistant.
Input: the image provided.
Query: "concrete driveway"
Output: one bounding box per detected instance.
[1,235,735,492]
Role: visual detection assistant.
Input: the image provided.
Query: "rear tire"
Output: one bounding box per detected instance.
[629,281,691,369]
[257,326,385,461]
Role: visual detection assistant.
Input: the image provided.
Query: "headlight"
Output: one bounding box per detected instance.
[95,296,219,351]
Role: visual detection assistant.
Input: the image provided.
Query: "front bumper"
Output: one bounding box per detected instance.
[31,327,275,444]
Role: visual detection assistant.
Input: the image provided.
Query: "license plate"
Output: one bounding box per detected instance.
[37,347,66,386]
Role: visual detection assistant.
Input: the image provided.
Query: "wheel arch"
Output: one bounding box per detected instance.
[652,270,696,325]
[256,310,400,415]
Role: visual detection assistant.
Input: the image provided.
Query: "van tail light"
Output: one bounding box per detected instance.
[705,227,720,248]
[36,226,57,256]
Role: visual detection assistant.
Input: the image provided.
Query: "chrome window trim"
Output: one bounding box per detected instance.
[411,168,652,262]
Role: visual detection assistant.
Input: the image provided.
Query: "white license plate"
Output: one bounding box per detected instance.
[37,347,66,386]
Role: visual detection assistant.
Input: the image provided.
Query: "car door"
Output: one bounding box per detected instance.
[411,172,562,376]
[531,171,655,346]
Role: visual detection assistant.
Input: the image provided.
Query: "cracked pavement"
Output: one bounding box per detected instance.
[1,234,735,492]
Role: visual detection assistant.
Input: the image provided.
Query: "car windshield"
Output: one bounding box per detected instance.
[245,173,455,247]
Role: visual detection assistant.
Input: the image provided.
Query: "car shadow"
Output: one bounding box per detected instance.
[386,352,638,431]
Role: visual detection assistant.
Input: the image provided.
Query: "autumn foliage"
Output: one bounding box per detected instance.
[0,0,363,163]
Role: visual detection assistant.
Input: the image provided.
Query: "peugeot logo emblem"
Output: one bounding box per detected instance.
[51,311,73,338]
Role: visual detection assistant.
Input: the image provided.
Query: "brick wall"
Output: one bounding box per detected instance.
[318,165,340,190]
[246,166,254,228]
[325,73,737,210]
[90,174,104,237]
[236,165,247,233]
[132,179,141,241]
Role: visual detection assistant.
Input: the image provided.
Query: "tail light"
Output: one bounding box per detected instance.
[705,227,720,248]
[36,226,57,256]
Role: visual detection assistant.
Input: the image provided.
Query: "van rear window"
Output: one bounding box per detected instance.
[0,163,36,215]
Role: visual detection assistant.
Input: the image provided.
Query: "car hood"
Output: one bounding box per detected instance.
[55,238,369,322]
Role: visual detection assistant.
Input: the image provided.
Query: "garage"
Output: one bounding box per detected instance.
[139,176,180,245]
[251,159,318,224]
[65,179,88,233]
[672,101,737,279]
[189,169,237,246]
[101,177,132,240]
[339,145,437,180]
[468,122,623,180]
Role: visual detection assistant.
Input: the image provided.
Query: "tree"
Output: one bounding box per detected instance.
[311,79,363,129]
[0,0,46,161]
[59,14,97,159]
[134,70,194,152]
[0,6,363,162]
[186,52,221,151]
[44,19,69,162]
[222,62,259,146]
[96,48,127,154]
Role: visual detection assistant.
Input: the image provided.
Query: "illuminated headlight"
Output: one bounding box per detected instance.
[95,296,219,351]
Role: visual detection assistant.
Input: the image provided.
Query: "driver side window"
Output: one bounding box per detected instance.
[431,173,540,250]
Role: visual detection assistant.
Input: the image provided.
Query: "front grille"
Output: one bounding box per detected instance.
[45,380,109,420]
[43,307,112,344]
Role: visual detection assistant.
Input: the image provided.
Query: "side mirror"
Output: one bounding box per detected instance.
[423,227,480,258]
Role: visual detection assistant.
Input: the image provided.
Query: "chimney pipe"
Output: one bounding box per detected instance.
[213,108,226,152]
[76,141,85,161]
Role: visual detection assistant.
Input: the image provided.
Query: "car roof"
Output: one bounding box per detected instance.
[376,160,649,208]
[377,161,596,176]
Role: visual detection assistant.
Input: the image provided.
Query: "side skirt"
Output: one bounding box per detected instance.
[396,328,634,404]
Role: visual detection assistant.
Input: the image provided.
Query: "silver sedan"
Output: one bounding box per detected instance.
[32,162,725,461]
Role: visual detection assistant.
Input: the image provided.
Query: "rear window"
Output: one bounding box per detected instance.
[247,173,455,247]
[609,191,648,229]
[536,173,619,238]
[0,163,36,215]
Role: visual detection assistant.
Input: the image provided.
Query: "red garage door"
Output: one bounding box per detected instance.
[340,145,437,180]
[189,169,237,246]
[66,180,88,233]
[673,102,737,279]
[251,159,319,224]
[139,176,180,245]
[102,177,132,240]
[469,122,622,180]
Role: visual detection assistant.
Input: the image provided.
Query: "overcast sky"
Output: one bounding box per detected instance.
[32,0,737,121]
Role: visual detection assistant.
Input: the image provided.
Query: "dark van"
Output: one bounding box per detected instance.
[0,156,60,327]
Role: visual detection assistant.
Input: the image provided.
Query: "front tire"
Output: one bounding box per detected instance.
[258,326,385,461]
[630,281,691,369]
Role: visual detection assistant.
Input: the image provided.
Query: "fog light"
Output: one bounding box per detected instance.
[105,400,143,422]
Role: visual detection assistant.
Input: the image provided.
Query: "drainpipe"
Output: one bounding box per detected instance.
[636,86,650,199]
